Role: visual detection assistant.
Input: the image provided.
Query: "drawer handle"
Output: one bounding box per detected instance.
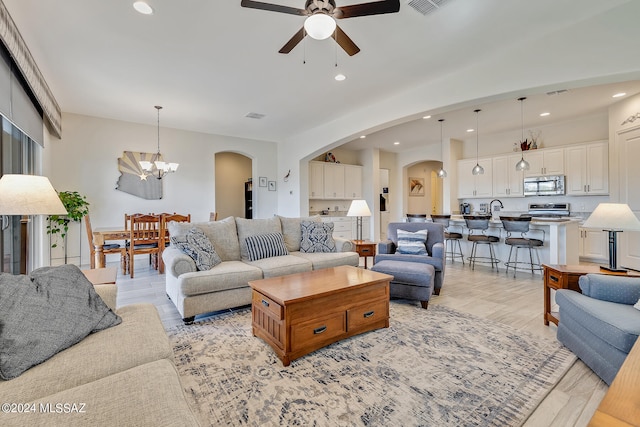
[363,311,375,318]
[313,326,327,335]
[261,299,270,307]
[550,276,559,283]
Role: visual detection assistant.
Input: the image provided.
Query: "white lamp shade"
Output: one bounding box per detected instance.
[582,203,640,231]
[304,14,336,40]
[347,200,372,217]
[0,174,67,215]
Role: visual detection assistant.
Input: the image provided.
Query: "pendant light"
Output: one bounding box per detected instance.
[139,106,179,180]
[471,109,484,175]
[437,119,447,178]
[515,97,531,171]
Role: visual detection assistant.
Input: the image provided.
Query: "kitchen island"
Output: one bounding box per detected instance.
[448,216,580,270]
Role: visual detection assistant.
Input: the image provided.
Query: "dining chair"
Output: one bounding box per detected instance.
[127,213,161,278]
[158,212,191,274]
[84,214,127,273]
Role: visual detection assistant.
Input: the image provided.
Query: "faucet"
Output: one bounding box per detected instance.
[489,199,504,216]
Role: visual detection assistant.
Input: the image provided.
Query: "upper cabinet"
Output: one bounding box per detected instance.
[565,142,609,195]
[492,154,524,197]
[523,147,564,177]
[309,161,363,200]
[458,158,493,198]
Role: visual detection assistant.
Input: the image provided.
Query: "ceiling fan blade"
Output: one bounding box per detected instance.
[332,25,360,56]
[240,0,307,16]
[334,0,400,19]
[279,28,306,54]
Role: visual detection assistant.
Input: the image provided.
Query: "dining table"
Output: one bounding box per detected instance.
[92,227,129,269]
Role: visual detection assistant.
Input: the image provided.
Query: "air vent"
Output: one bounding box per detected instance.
[407,0,451,16]
[245,112,266,119]
[546,89,568,96]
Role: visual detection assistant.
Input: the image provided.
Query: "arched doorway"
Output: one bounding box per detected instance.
[405,161,444,217]
[214,152,252,219]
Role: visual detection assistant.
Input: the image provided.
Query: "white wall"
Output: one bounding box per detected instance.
[46,112,277,266]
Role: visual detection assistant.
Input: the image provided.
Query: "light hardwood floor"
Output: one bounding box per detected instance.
[112,257,608,427]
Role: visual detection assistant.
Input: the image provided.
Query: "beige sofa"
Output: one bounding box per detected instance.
[0,284,200,427]
[163,215,360,323]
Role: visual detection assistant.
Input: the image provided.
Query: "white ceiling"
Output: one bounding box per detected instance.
[3,0,640,151]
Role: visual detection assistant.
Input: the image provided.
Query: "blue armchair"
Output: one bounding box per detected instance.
[556,274,640,385]
[375,222,445,294]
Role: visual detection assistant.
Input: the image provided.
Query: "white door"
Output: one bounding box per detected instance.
[618,126,640,270]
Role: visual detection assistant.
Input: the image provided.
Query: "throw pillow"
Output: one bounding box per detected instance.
[245,232,289,261]
[300,221,337,253]
[396,229,428,255]
[171,227,222,271]
[0,264,122,380]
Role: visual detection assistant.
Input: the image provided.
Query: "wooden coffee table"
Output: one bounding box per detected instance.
[249,265,393,366]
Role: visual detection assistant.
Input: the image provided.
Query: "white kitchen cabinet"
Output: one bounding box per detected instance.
[321,216,370,240]
[492,154,524,197]
[309,161,324,198]
[458,158,493,198]
[579,227,608,262]
[323,162,345,199]
[344,164,363,199]
[565,142,609,195]
[523,148,564,177]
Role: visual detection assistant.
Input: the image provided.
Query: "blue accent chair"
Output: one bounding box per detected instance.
[556,274,640,385]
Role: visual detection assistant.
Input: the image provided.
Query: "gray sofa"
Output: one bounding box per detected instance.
[162,215,359,323]
[0,284,200,427]
[556,273,640,385]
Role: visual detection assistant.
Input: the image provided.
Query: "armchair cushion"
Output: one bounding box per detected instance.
[395,229,428,255]
[579,274,640,305]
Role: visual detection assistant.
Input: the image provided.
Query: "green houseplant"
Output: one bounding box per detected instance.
[47,191,90,255]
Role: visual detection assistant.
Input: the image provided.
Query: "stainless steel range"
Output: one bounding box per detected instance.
[526,203,571,218]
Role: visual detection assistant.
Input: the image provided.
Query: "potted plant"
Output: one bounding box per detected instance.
[47,191,90,262]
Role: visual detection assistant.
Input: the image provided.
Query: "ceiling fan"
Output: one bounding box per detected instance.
[240,0,400,56]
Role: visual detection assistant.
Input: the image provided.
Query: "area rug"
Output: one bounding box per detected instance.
[168,303,576,427]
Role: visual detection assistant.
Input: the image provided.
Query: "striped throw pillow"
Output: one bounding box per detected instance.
[395,229,428,255]
[245,232,289,261]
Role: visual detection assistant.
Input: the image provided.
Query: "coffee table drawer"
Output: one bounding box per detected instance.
[291,312,346,352]
[347,300,388,331]
[252,292,283,320]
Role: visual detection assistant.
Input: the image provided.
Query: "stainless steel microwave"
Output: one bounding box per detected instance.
[523,175,565,196]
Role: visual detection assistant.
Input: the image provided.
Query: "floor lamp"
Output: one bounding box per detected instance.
[582,203,640,272]
[0,174,67,274]
[347,200,372,242]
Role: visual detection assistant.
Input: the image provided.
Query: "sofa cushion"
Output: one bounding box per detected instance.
[178,261,263,296]
[236,216,282,261]
[169,216,240,262]
[291,251,359,270]
[300,221,336,253]
[0,265,122,380]
[396,229,428,255]
[556,289,640,354]
[278,215,321,252]
[245,254,312,278]
[0,303,171,403]
[245,232,289,261]
[0,359,200,427]
[171,227,222,270]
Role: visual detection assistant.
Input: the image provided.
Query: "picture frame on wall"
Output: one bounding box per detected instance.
[259,176,267,187]
[268,181,276,191]
[409,177,425,196]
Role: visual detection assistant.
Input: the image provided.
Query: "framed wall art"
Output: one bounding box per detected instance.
[409,177,425,196]
[259,176,267,187]
[268,181,276,191]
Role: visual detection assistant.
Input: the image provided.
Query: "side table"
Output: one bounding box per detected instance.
[543,264,639,326]
[353,240,376,269]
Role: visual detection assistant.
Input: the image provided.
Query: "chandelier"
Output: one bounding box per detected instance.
[139,105,179,180]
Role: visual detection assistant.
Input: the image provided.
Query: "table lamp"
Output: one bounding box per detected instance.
[347,200,372,241]
[582,203,640,272]
[0,174,67,274]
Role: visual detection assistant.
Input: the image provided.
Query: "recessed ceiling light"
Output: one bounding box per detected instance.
[133,1,153,15]
[466,128,474,133]
[540,112,550,117]
[612,92,626,98]
[359,135,366,139]
[334,74,346,81]
[423,115,431,119]
[393,141,400,145]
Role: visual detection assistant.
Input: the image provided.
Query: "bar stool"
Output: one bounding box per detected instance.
[500,216,544,277]
[431,214,464,265]
[463,215,500,270]
[406,214,427,223]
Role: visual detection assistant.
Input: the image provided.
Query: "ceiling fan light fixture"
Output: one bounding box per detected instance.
[304,14,336,40]
[334,73,346,81]
[133,1,153,15]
